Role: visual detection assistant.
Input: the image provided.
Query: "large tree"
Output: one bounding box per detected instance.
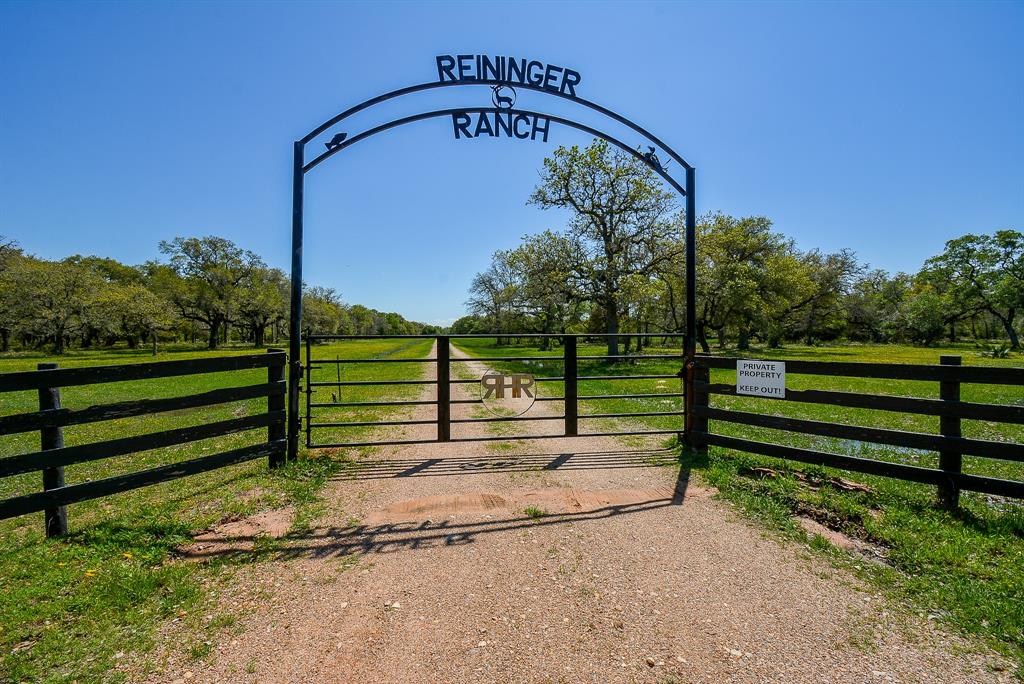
[158,236,264,348]
[529,139,680,355]
[925,230,1023,348]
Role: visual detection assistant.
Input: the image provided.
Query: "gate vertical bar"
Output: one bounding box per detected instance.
[305,335,313,448]
[564,335,578,436]
[437,336,450,441]
[938,355,962,510]
[38,362,68,537]
[683,165,697,445]
[287,140,304,462]
[267,349,286,468]
[684,166,696,360]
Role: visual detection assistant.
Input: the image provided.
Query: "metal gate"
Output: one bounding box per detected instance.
[302,333,687,449]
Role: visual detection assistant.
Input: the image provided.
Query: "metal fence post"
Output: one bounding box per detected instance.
[437,336,450,441]
[38,362,68,537]
[938,355,962,510]
[564,335,578,436]
[267,349,286,468]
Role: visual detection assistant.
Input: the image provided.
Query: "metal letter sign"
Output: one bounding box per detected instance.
[439,55,569,142]
[736,360,786,398]
[480,372,537,417]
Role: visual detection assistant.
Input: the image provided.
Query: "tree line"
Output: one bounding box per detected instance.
[458,139,1023,355]
[0,235,432,354]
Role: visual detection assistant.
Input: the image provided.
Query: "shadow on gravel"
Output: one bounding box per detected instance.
[179,449,704,563]
[333,448,680,481]
[181,495,683,563]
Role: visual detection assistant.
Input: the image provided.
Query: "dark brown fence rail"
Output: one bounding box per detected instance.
[689,354,1024,508]
[0,350,287,536]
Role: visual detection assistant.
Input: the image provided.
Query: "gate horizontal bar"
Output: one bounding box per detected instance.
[451,415,565,424]
[579,411,684,419]
[310,439,441,448]
[449,356,562,362]
[578,374,682,381]
[577,354,685,360]
[309,379,436,387]
[310,399,437,408]
[450,397,564,404]
[308,419,438,428]
[577,429,681,438]
[579,393,683,401]
[308,358,435,364]
[450,377,564,384]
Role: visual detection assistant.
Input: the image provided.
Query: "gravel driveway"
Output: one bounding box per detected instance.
[146,343,1011,683]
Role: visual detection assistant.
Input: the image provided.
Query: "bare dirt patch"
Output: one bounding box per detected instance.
[178,507,294,559]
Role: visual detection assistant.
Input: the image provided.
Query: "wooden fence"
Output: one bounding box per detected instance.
[689,354,1024,508]
[0,350,287,536]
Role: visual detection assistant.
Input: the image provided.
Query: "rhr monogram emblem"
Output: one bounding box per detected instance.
[480,372,537,417]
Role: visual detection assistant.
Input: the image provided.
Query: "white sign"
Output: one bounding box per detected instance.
[736,360,785,398]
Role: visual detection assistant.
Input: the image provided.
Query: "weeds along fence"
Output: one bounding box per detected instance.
[0,350,286,536]
[689,354,1024,508]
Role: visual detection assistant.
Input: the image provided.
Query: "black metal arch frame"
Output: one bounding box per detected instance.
[288,79,697,461]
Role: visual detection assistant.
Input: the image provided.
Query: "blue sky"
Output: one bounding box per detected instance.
[1,1,1021,325]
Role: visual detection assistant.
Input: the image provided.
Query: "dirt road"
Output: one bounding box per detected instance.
[148,343,1009,683]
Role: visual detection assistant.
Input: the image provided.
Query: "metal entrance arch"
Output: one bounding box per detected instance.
[287,70,698,461]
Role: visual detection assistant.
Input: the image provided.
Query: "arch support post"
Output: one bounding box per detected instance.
[683,165,697,447]
[288,140,304,463]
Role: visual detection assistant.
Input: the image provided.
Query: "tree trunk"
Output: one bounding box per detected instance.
[999,309,1020,348]
[208,319,221,349]
[605,299,619,357]
[697,324,710,354]
[254,325,265,347]
[152,329,158,356]
[737,328,750,351]
[0,329,8,352]
[716,327,726,349]
[949,320,957,343]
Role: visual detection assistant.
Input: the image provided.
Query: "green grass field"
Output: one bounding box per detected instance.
[453,337,1024,675]
[0,339,429,683]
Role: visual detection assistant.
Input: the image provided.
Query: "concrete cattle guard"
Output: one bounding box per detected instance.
[287,54,699,461]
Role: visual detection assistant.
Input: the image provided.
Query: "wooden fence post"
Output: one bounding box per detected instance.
[267,349,286,467]
[38,362,68,537]
[564,336,578,437]
[437,336,450,442]
[684,360,709,454]
[938,355,962,510]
